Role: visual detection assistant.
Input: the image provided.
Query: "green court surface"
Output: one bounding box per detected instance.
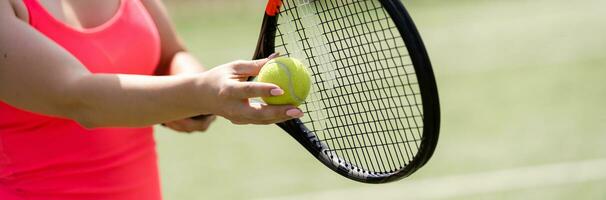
[155,0,606,199]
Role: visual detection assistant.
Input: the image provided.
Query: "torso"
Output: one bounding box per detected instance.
[9,0,121,30]
[1,0,162,199]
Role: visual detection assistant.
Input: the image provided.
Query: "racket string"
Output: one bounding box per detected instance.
[311,1,381,171]
[356,0,419,164]
[332,0,404,172]
[374,3,425,151]
[284,0,374,171]
[335,0,406,170]
[287,0,399,173]
[318,0,391,172]
[302,104,422,122]
[276,0,424,173]
[311,0,402,171]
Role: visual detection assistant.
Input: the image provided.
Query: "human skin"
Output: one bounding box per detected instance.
[0,0,303,129]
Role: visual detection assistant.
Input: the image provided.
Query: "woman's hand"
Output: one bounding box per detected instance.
[198,54,304,125]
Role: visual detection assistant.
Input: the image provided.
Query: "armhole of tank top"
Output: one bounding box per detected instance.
[20,0,33,25]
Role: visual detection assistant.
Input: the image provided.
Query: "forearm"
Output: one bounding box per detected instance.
[0,13,212,128]
[67,73,208,128]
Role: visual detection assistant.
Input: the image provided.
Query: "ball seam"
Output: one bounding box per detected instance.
[271,60,304,104]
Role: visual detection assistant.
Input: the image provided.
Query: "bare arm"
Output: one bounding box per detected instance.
[141,0,204,75]
[0,1,297,128]
[141,0,218,132]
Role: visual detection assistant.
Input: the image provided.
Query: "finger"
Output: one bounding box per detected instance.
[179,116,216,132]
[172,120,199,132]
[232,52,279,75]
[199,115,217,131]
[163,122,190,133]
[249,101,303,118]
[262,114,296,124]
[231,81,284,98]
[243,104,303,124]
[267,52,280,59]
[190,114,211,120]
[254,109,302,125]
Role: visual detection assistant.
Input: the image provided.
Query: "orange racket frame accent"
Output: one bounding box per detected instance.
[265,0,283,16]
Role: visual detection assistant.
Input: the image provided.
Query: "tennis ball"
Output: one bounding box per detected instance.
[258,57,311,106]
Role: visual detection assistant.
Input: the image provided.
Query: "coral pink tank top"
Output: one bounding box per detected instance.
[0,0,162,199]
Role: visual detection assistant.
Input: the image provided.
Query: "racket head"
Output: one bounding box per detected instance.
[253,0,440,183]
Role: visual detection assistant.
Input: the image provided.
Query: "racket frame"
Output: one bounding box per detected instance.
[252,0,440,184]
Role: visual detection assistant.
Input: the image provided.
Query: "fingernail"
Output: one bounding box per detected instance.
[270,88,284,96]
[268,52,279,59]
[286,109,303,118]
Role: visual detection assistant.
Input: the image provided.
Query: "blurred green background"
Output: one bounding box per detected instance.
[155,0,606,199]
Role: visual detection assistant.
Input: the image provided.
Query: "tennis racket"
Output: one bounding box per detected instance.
[252,0,440,183]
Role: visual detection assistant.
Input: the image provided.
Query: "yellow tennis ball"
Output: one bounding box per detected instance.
[258,57,311,106]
